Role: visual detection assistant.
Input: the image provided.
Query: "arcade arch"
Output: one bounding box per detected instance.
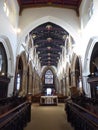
[0,35,14,97]
[83,37,98,97]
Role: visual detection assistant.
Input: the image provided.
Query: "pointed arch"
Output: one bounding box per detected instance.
[83,37,98,75]
[83,36,98,97]
[0,35,15,97]
[71,53,82,88]
[41,66,58,94]
[14,51,28,96]
[18,16,80,54]
[0,35,14,77]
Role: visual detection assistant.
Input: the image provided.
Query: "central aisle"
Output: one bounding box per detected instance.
[24,103,74,130]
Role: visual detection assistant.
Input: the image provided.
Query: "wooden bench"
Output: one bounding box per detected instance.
[0,101,31,130]
[65,100,98,130]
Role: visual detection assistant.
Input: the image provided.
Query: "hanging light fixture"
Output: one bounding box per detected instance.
[32,34,36,39]
[46,24,52,30]
[48,53,51,56]
[47,37,52,42]
[47,46,51,50]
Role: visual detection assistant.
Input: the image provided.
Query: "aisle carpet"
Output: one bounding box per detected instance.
[24,103,74,130]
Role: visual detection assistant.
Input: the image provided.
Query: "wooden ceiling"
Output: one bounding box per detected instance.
[30,22,69,67]
[17,0,82,15]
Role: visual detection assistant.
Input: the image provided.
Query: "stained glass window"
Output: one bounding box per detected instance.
[45,70,53,84]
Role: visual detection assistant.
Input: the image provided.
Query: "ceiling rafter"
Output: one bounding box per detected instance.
[17,0,82,16]
[30,22,68,67]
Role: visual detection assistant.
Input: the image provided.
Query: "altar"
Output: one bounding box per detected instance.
[40,96,58,105]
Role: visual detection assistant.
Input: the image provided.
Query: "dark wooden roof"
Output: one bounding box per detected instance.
[17,0,82,15]
[30,22,69,67]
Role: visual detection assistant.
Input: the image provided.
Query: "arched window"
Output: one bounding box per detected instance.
[0,42,7,76]
[45,70,53,84]
[16,74,21,90]
[16,57,23,91]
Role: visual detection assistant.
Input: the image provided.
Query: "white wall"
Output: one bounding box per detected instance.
[0,0,19,96]
[0,0,19,61]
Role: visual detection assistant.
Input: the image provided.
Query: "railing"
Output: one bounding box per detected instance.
[65,100,98,130]
[0,101,31,130]
[0,96,27,115]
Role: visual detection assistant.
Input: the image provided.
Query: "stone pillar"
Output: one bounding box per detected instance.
[28,73,32,94]
[65,75,70,96]
[82,75,91,98]
[78,76,83,93]
[19,70,27,97]
[58,80,62,94]
[33,73,35,95]
[62,78,66,96]
[54,77,59,93]
[32,76,34,96]
[71,71,76,87]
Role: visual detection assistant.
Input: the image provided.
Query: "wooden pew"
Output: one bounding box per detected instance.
[0,101,31,130]
[0,96,26,115]
[65,100,98,130]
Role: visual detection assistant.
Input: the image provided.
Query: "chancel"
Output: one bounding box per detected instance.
[0,0,98,130]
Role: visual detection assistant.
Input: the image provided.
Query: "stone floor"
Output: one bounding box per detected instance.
[24,103,74,130]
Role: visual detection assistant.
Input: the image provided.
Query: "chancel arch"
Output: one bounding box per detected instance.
[19,16,80,49]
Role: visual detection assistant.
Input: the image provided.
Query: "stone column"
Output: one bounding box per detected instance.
[58,80,61,94]
[62,78,66,96]
[33,73,35,96]
[32,76,34,96]
[78,76,83,93]
[65,75,70,96]
[19,70,27,97]
[28,73,32,94]
[82,75,91,98]
[27,73,32,103]
[71,71,76,87]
